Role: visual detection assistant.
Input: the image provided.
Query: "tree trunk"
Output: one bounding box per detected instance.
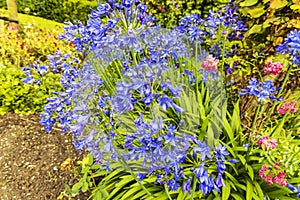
[7,0,18,25]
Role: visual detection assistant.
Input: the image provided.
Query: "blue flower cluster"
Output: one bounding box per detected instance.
[277,29,300,65]
[287,184,300,198]
[22,0,241,196]
[240,78,282,102]
[59,0,154,53]
[178,2,247,58]
[21,61,49,84]
[123,116,190,171]
[112,61,184,114]
[187,143,233,195]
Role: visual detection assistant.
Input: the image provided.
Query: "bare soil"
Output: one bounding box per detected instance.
[0,113,87,200]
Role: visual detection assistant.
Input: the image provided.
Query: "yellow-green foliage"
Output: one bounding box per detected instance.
[0,64,62,114]
[0,24,73,68]
[0,24,76,114]
[239,0,300,51]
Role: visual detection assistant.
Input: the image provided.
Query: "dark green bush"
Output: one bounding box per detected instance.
[0,0,98,23]
[0,0,231,26]
[143,0,229,28]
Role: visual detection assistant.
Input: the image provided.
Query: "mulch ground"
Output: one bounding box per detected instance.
[0,113,88,200]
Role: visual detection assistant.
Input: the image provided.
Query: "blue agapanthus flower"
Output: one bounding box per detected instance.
[240,78,282,102]
[22,0,240,196]
[277,29,300,65]
[287,184,300,198]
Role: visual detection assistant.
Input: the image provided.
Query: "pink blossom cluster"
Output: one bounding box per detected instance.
[278,100,297,115]
[263,61,284,75]
[201,55,219,71]
[259,164,288,186]
[257,136,277,150]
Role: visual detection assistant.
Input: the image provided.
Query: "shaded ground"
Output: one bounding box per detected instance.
[0,113,87,200]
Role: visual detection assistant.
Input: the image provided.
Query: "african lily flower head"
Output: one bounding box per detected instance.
[240,78,282,102]
[22,0,240,195]
[277,29,300,65]
[264,61,283,75]
[287,184,300,198]
[278,100,297,114]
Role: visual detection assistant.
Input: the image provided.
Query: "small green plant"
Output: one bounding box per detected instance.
[61,154,109,200]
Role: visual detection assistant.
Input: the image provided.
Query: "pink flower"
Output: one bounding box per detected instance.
[265,175,274,186]
[278,100,297,115]
[264,61,283,75]
[259,164,289,186]
[273,172,288,186]
[269,139,278,149]
[258,136,277,150]
[277,171,286,178]
[201,55,219,71]
[261,165,269,171]
[259,165,269,179]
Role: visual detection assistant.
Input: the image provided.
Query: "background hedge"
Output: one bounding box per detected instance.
[0,0,98,24]
[0,0,231,26]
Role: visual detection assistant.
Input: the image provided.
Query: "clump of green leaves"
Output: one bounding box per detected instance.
[0,24,73,68]
[0,64,62,114]
[61,153,109,200]
[239,0,300,53]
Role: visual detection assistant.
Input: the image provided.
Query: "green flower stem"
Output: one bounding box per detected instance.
[164,184,172,200]
[191,175,197,200]
[252,103,261,135]
[195,43,202,141]
[131,50,138,66]
[277,64,293,99]
[221,35,226,75]
[267,64,293,122]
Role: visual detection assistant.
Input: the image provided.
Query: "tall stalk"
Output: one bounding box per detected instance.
[267,65,293,123]
[252,103,261,135]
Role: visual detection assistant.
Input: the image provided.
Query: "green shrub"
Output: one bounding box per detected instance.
[0,0,98,23]
[143,0,229,28]
[0,24,78,114]
[0,64,62,114]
